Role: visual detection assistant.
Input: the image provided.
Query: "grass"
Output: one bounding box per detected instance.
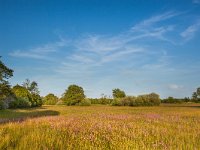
[0,104,200,149]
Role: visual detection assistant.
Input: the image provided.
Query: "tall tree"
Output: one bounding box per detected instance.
[22,79,39,94]
[63,84,85,105]
[0,57,14,109]
[112,88,126,98]
[0,57,13,82]
[197,87,200,98]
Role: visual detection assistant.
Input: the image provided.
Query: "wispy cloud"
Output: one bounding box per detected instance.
[180,21,200,41]
[9,37,68,60]
[168,84,184,90]
[193,0,200,4]
[52,11,183,76]
[132,11,179,30]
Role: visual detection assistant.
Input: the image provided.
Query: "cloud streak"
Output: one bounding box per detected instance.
[9,37,68,60]
[181,21,200,41]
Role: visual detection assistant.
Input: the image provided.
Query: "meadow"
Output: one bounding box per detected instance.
[0,104,200,150]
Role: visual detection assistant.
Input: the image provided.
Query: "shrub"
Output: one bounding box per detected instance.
[0,100,5,109]
[112,93,160,107]
[9,97,31,108]
[78,99,91,106]
[111,99,122,106]
[31,93,42,107]
[43,93,58,105]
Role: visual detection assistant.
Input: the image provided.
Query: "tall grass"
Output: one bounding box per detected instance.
[0,104,200,149]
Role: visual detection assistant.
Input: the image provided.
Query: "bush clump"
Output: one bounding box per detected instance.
[9,97,31,108]
[78,99,91,106]
[112,93,160,106]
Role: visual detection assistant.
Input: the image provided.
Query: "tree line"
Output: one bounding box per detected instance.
[0,57,199,109]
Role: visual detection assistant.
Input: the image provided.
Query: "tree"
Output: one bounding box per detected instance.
[148,93,160,105]
[31,93,42,107]
[0,57,13,82]
[43,93,58,105]
[63,84,85,105]
[12,84,42,107]
[22,79,39,94]
[112,88,126,98]
[12,85,31,100]
[197,87,200,98]
[0,57,14,109]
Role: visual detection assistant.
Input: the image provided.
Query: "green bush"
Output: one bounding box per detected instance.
[112,93,160,107]
[9,97,31,108]
[78,99,91,106]
[43,93,58,105]
[0,100,5,109]
[111,99,122,106]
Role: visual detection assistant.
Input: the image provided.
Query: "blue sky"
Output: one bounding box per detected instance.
[1,0,200,98]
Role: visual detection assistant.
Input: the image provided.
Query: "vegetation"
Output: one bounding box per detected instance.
[0,57,14,109]
[112,88,126,98]
[112,93,160,106]
[11,84,42,108]
[43,93,59,105]
[62,84,85,105]
[1,104,200,149]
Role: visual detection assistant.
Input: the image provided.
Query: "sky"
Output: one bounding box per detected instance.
[0,0,200,98]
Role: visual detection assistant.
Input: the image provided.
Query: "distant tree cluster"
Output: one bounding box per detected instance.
[162,88,200,104]
[112,92,160,106]
[89,94,113,105]
[162,97,190,103]
[89,89,160,106]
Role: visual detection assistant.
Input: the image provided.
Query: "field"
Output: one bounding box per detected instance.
[0,104,200,150]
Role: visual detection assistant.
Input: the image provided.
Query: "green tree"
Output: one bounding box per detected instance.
[12,85,31,100]
[63,84,85,105]
[31,93,42,107]
[43,93,58,105]
[148,93,160,105]
[192,92,198,101]
[0,57,14,109]
[12,84,42,107]
[22,79,39,94]
[112,88,126,98]
[197,87,200,98]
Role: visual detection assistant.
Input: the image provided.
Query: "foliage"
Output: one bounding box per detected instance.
[22,79,39,94]
[63,84,85,105]
[12,85,42,108]
[0,57,13,81]
[112,93,160,106]
[111,99,122,106]
[112,88,126,98]
[78,98,91,106]
[43,93,59,105]
[0,57,14,109]
[12,85,31,100]
[9,97,32,108]
[191,87,200,102]
[31,93,42,107]
[162,96,183,103]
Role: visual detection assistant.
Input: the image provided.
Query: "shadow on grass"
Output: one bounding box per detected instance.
[0,108,60,124]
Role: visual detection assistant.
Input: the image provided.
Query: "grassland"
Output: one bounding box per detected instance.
[0,104,200,150]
